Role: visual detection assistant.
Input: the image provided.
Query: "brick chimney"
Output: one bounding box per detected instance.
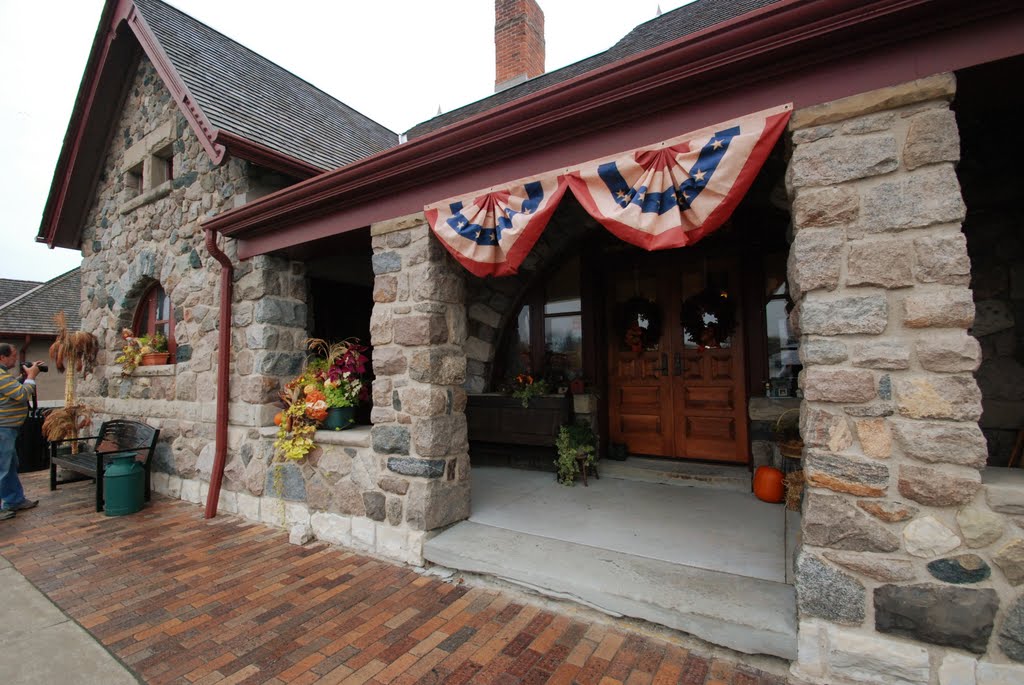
[494,0,545,92]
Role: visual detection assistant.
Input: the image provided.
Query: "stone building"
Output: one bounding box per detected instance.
[38,0,1024,682]
[0,268,81,402]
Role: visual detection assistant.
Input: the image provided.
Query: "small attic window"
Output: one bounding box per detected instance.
[151,145,174,187]
[125,162,143,198]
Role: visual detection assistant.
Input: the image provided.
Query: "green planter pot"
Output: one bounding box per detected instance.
[324,406,356,431]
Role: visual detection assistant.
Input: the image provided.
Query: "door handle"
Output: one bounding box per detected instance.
[674,352,682,376]
[660,353,669,376]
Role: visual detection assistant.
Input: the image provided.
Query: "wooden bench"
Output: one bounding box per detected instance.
[49,419,160,512]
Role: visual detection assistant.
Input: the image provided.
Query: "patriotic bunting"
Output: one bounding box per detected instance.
[568,104,791,250]
[424,176,568,278]
[425,104,792,277]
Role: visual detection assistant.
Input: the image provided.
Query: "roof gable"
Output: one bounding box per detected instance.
[0,269,81,336]
[39,0,397,249]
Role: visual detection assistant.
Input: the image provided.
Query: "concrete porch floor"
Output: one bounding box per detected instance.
[425,465,800,659]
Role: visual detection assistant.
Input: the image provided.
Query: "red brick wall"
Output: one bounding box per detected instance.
[495,0,545,90]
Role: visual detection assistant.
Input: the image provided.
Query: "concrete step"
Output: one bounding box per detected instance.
[599,457,751,493]
[424,521,797,660]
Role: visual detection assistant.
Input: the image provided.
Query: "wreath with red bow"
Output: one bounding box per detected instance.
[680,287,736,348]
[619,297,662,350]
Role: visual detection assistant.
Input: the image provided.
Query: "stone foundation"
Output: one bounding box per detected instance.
[150,426,425,565]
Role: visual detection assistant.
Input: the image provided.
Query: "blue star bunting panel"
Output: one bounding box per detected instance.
[424,176,569,278]
[425,104,791,277]
[568,104,791,251]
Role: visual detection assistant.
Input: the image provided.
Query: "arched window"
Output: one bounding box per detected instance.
[134,283,175,357]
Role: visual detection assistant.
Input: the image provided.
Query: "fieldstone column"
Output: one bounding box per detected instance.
[786,74,1021,683]
[370,213,470,533]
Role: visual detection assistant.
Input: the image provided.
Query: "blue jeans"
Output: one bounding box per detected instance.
[0,427,27,510]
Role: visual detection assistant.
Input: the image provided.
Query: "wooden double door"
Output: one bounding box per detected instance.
[607,255,749,463]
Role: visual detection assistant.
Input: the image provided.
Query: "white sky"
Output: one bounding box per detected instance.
[0,0,695,282]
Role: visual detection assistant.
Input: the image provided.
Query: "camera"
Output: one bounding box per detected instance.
[22,362,48,373]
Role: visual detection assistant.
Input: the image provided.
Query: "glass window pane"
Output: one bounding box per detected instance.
[764,253,787,297]
[766,295,800,394]
[544,314,583,381]
[503,305,532,376]
[544,255,581,314]
[137,293,155,334]
[155,287,168,321]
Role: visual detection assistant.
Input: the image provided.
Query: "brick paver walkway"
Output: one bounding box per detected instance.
[1,472,787,685]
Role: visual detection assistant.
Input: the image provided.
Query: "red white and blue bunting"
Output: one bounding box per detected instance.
[424,176,568,278]
[425,104,792,277]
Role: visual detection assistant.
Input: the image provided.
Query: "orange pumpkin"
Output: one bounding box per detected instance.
[273,412,284,426]
[753,466,785,503]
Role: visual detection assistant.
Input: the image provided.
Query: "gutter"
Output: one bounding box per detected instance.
[202,0,1023,252]
[203,227,233,519]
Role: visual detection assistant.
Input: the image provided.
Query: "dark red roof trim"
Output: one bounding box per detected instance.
[125,2,225,166]
[203,0,1024,259]
[213,131,321,180]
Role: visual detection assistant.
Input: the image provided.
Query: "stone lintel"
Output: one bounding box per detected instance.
[790,73,955,129]
[370,212,426,236]
[122,119,176,171]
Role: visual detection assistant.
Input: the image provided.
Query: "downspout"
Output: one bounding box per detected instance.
[203,227,233,519]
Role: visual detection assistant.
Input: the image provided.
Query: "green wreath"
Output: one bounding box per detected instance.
[680,287,736,348]
[620,297,662,349]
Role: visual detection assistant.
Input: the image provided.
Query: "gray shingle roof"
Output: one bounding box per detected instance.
[134,0,398,171]
[0,269,82,335]
[405,0,782,139]
[0,280,43,308]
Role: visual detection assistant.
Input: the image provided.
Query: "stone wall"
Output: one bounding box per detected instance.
[368,214,471,537]
[73,58,476,566]
[786,73,1024,684]
[78,57,307,508]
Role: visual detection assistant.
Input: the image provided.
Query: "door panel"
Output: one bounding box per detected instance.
[607,255,749,463]
[683,386,733,409]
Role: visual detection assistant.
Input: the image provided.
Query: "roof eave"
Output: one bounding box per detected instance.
[205,0,1023,244]
[213,131,324,180]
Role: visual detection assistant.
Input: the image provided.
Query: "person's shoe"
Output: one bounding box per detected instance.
[9,500,38,511]
[0,509,15,520]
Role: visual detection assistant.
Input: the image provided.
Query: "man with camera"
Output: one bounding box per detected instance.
[0,342,43,519]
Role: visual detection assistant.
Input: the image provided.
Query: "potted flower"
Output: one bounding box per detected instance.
[274,364,328,461]
[555,421,598,485]
[312,338,368,430]
[273,337,369,456]
[510,373,549,408]
[115,328,143,376]
[116,328,170,372]
[139,331,169,366]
